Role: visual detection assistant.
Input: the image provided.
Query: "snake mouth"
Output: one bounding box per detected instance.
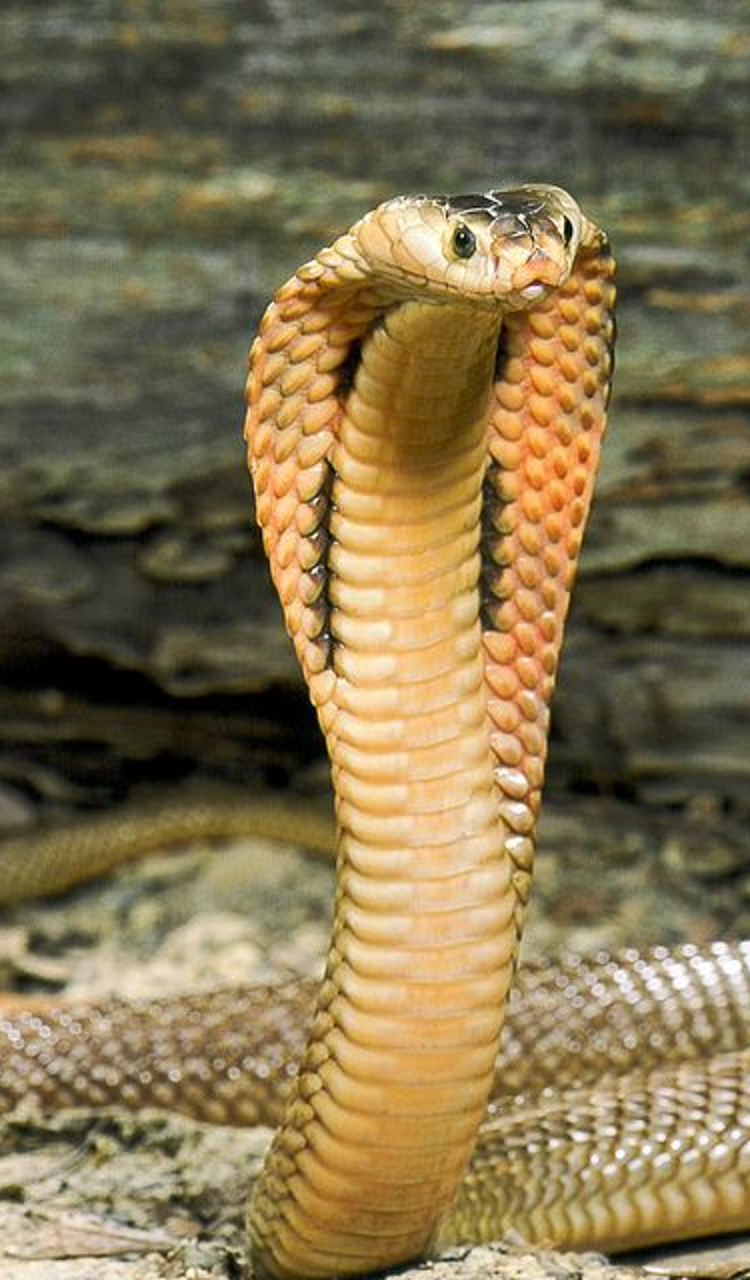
[511,247,567,294]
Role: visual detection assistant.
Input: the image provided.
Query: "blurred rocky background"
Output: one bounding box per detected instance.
[1,0,749,921]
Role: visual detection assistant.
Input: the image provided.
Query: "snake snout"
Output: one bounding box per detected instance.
[511,247,565,296]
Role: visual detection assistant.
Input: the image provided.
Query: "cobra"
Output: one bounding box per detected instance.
[2,186,750,1279]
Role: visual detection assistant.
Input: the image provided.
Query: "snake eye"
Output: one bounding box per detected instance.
[451,223,477,260]
[562,216,575,248]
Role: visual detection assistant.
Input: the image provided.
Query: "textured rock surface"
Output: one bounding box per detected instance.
[1,0,749,821]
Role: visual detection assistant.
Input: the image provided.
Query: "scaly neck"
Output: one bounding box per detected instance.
[250,299,521,1277]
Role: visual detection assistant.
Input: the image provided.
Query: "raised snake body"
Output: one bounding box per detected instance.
[2,187,750,1278]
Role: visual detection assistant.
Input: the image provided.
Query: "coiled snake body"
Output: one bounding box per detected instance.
[2,186,750,1279]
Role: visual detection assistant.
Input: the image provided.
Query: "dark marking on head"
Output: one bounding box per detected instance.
[425,188,572,255]
[433,189,552,224]
[440,193,501,218]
